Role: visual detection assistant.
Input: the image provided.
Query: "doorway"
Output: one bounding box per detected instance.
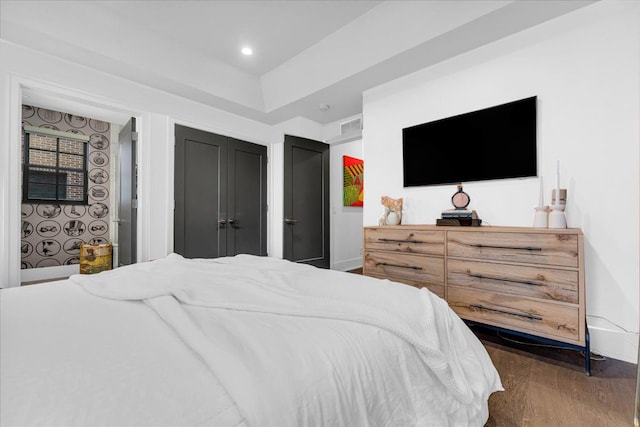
[11,86,136,285]
[174,125,267,258]
[117,117,137,266]
[283,134,330,269]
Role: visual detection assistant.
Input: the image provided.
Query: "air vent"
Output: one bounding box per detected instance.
[340,117,362,135]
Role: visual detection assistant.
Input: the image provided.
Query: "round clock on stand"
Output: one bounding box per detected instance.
[451,184,470,210]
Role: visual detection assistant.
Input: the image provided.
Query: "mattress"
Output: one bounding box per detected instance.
[0,254,502,426]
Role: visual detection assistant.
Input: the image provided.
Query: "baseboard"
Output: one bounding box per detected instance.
[20,264,79,285]
[332,257,363,272]
[588,318,638,364]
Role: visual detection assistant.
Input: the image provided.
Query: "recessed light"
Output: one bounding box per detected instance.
[241,47,253,56]
[319,103,330,112]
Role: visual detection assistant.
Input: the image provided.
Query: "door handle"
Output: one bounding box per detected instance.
[219,218,227,229]
[229,218,239,229]
[470,243,542,251]
[284,218,297,225]
[470,304,543,321]
[376,262,423,270]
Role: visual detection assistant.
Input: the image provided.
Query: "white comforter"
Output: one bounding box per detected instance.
[1,254,501,426]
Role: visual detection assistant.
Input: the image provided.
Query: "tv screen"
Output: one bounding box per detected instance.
[402,96,537,187]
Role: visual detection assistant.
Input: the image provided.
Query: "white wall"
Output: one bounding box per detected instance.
[322,115,365,271]
[362,1,640,363]
[0,40,363,285]
[0,41,322,287]
[329,139,364,271]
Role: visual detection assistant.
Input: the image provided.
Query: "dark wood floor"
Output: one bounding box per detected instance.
[346,268,636,425]
[474,326,636,427]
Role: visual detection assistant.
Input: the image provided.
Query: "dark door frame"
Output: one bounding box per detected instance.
[117,117,137,267]
[283,134,330,268]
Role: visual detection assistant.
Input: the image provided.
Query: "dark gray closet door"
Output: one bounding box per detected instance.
[117,117,137,266]
[174,125,228,258]
[227,140,267,256]
[175,125,266,259]
[283,135,330,268]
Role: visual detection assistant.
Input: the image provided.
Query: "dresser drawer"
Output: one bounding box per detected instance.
[447,231,579,267]
[364,251,444,286]
[448,287,581,344]
[448,259,578,304]
[365,228,444,256]
[367,273,445,298]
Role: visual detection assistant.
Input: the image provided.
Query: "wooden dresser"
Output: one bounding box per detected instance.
[363,224,589,373]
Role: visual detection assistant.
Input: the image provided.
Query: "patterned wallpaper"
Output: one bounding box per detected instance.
[21,105,111,269]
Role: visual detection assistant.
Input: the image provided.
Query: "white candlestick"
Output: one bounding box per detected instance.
[555,160,560,205]
[538,176,544,207]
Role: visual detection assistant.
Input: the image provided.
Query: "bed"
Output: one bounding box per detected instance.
[1,254,502,426]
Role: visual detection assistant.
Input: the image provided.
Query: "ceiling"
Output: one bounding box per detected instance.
[97,1,383,77]
[1,0,595,125]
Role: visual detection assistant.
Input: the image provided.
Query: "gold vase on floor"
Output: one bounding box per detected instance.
[79,243,112,274]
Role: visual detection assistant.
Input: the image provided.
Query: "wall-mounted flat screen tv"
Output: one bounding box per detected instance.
[402,96,537,187]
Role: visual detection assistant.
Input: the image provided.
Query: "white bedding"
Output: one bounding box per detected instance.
[1,254,502,426]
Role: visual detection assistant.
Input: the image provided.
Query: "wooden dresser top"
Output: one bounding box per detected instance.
[364,224,583,235]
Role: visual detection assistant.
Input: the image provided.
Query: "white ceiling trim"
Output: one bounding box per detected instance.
[1,0,596,125]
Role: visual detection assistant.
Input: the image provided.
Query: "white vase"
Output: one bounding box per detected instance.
[548,204,567,229]
[532,206,549,228]
[386,210,401,225]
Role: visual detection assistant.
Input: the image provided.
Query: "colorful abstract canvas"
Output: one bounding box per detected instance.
[343,155,364,207]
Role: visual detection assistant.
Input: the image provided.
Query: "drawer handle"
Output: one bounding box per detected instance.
[470,304,543,321]
[470,243,542,251]
[377,262,423,270]
[469,273,543,287]
[378,238,425,244]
